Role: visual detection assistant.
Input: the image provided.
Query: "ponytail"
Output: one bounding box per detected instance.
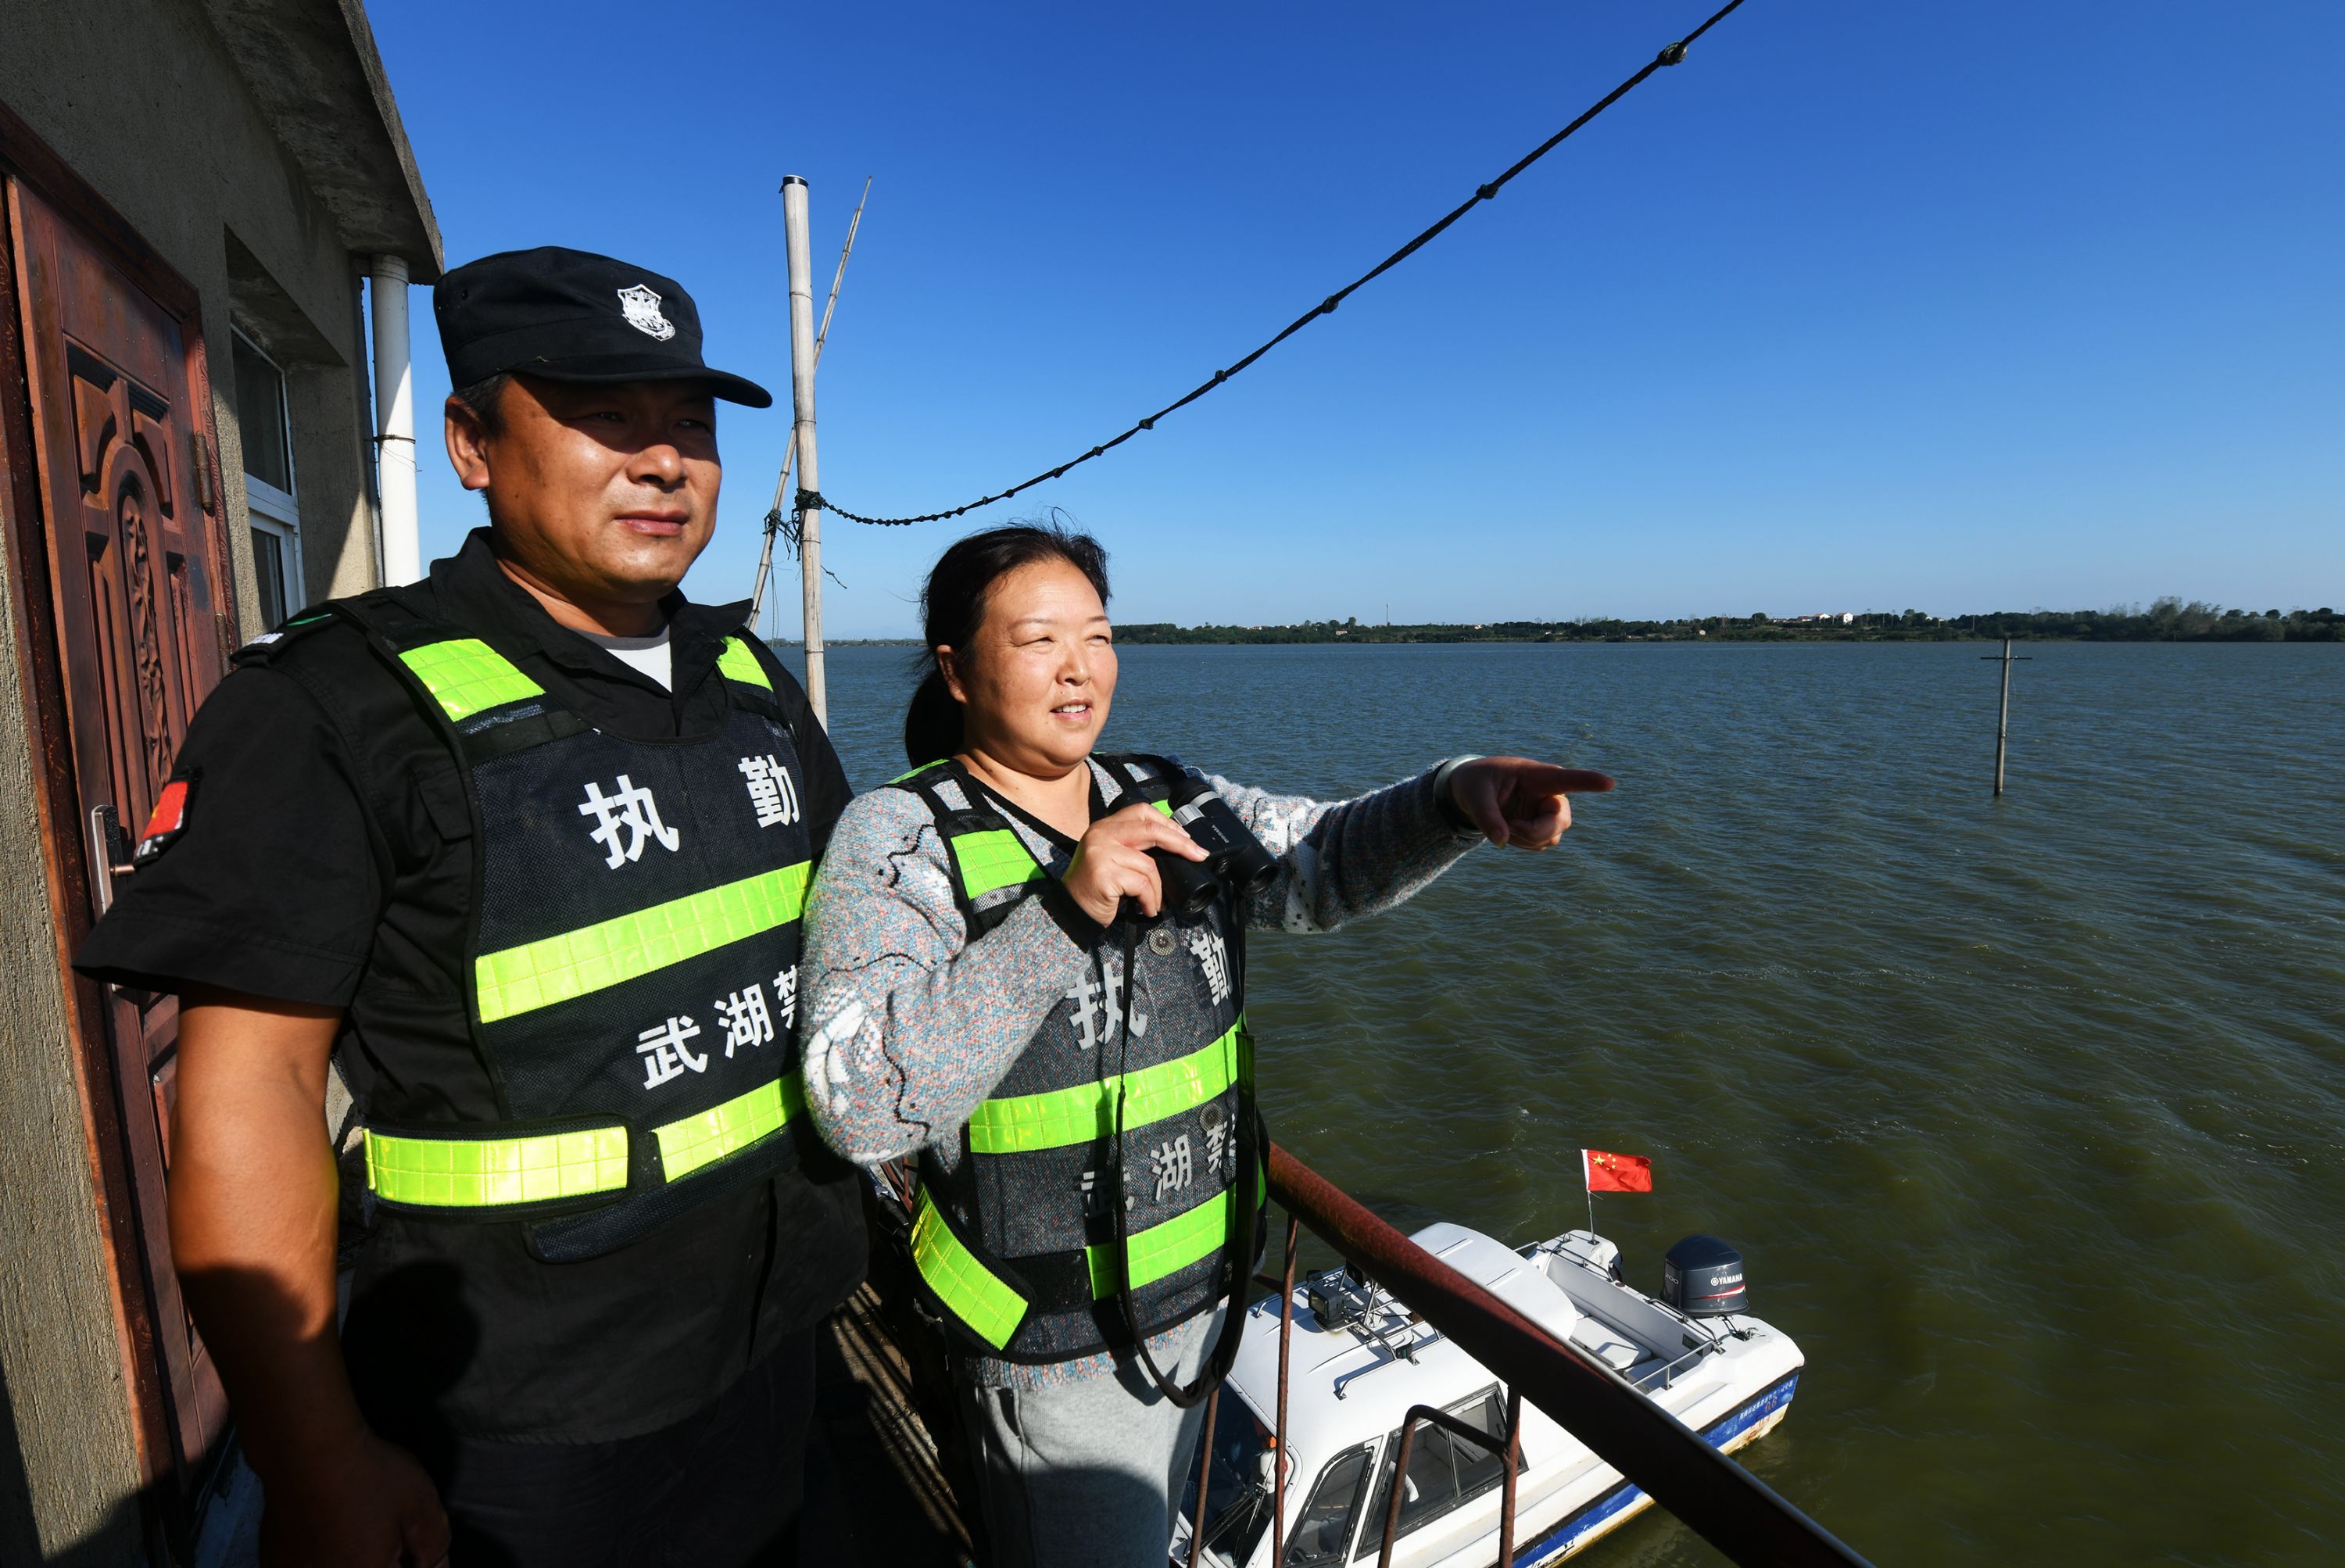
[902,521,1112,768]
[902,667,964,768]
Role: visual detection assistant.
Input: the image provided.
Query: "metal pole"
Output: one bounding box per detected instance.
[367,256,419,585]
[781,175,826,725]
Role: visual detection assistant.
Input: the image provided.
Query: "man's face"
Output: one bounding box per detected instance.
[447,374,721,607]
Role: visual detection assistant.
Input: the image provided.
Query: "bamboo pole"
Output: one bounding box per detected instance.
[751,178,869,630]
[781,175,826,725]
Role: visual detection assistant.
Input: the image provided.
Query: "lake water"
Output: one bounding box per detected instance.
[788,639,2344,1566]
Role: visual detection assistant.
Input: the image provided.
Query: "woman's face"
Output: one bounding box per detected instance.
[942,558,1116,775]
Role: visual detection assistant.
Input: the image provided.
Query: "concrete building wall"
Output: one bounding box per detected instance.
[0,0,385,642]
[0,549,145,1566]
[0,0,427,1558]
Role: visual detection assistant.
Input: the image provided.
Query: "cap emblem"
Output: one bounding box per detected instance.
[615,284,676,342]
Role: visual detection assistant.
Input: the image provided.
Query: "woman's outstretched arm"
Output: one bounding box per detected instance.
[1208,760,1484,934]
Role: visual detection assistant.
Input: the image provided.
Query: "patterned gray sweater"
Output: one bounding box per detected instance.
[799,756,1481,1387]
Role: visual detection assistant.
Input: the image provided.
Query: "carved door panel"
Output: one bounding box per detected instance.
[6,175,233,1506]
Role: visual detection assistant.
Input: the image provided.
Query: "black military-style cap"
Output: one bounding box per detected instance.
[434,246,773,408]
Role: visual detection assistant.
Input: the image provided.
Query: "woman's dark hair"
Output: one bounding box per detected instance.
[904,521,1112,767]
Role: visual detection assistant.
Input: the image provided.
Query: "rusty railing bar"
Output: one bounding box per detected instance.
[1500,1386,1522,1568]
[1266,1143,1869,1568]
[1273,1211,1300,1568]
[1373,1402,1516,1568]
[1187,1381,1219,1568]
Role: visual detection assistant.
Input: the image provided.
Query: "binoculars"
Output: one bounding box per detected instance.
[1149,768,1280,918]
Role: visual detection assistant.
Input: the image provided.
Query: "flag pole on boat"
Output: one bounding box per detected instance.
[1581,1148,1654,1237]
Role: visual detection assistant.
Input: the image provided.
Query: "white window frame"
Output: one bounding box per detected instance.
[233,328,305,619]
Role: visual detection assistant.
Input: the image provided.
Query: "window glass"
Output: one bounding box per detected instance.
[1287,1444,1373,1567]
[1355,1390,1509,1555]
[250,526,287,629]
[232,335,292,493]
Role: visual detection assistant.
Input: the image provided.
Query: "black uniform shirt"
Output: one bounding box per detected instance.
[75,529,866,1446]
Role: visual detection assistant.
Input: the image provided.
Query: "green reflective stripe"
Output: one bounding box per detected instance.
[890,759,947,786]
[951,828,1046,903]
[363,1124,628,1208]
[398,638,542,721]
[716,635,773,689]
[1152,800,1172,816]
[474,861,811,1023]
[1085,1184,1254,1298]
[365,1073,806,1207]
[968,1018,1246,1155]
[912,1192,1028,1350]
[654,1073,804,1180]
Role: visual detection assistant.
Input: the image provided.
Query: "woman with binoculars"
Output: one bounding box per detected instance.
[798,523,1611,1568]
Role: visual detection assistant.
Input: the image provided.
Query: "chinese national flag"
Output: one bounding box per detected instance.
[1582,1149,1652,1194]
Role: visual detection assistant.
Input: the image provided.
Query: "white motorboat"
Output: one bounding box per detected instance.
[1172,1224,1802,1567]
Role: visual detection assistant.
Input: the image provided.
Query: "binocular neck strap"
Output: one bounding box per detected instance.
[1104,921,1251,1410]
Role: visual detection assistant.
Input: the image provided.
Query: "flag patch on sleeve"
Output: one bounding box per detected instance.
[134,771,197,866]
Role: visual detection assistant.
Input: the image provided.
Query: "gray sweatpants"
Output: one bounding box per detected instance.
[958,1305,1228,1568]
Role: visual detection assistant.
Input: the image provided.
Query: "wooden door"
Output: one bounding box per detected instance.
[5,172,235,1523]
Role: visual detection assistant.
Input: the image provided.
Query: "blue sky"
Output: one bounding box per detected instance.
[370,2,2343,638]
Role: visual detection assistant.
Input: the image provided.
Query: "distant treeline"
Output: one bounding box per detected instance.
[1115,600,2343,646]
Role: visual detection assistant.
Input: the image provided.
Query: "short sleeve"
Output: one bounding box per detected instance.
[73,664,388,1007]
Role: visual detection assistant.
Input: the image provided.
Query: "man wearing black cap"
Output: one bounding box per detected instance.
[77,248,865,1566]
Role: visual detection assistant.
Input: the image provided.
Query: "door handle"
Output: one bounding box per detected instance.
[89,804,134,916]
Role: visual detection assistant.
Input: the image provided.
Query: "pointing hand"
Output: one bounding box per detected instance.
[1446,757,1615,850]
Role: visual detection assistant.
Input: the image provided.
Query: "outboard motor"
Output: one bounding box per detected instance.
[1662,1234,1747,1317]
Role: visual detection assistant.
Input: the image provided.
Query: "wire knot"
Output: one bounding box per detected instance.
[1477,183,1498,201]
[1656,41,1688,66]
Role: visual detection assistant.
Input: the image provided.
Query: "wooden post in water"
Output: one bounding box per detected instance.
[1980,638,2032,796]
[782,174,827,726]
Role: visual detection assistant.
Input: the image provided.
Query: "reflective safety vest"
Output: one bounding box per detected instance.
[890,756,1266,1362]
[292,592,822,1261]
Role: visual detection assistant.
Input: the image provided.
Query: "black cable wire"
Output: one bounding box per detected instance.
[798,0,1748,529]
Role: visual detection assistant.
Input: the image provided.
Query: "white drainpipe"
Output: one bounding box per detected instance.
[368,256,420,585]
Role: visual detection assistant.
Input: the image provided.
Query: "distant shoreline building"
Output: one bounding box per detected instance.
[0,2,438,1559]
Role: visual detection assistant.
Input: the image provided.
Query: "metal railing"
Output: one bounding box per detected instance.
[1217,1142,1871,1568]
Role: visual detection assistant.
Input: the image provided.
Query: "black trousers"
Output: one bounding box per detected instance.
[424,1330,837,1568]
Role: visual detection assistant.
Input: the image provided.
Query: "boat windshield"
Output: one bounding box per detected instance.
[1188,1394,1278,1566]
